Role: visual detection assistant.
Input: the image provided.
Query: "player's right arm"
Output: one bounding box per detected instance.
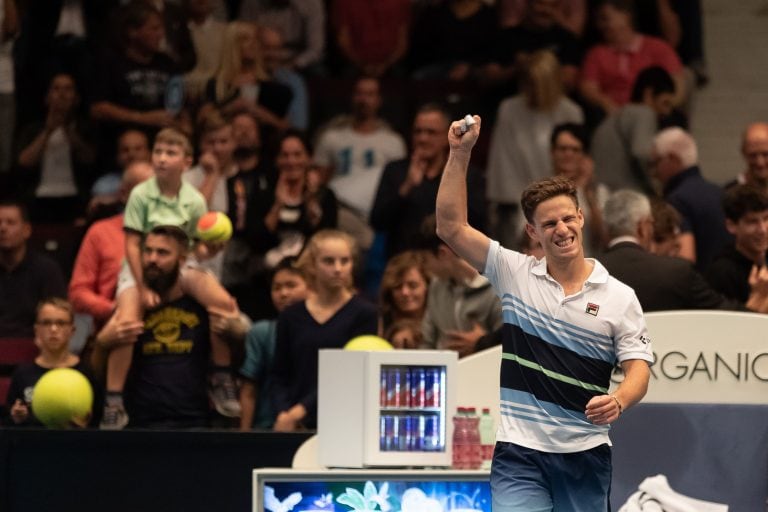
[435,115,491,272]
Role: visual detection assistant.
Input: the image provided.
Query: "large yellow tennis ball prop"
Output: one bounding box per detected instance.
[344,335,394,351]
[196,211,233,243]
[31,368,93,428]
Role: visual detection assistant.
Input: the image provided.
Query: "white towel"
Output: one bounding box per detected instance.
[619,475,728,512]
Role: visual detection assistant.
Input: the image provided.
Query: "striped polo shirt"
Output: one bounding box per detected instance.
[483,240,653,453]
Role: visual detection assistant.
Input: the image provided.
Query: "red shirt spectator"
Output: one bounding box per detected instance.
[581,34,682,106]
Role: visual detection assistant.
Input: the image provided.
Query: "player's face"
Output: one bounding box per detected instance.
[729,209,768,258]
[313,239,353,291]
[152,142,191,180]
[527,195,584,263]
[34,304,74,353]
[271,269,309,312]
[391,267,428,315]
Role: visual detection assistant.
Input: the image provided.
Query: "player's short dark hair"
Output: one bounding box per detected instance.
[521,176,580,223]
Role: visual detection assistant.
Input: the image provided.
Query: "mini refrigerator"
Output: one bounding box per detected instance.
[318,349,458,468]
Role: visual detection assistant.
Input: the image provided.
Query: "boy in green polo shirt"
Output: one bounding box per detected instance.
[101,128,241,430]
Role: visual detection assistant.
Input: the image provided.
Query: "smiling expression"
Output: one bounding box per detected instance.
[526,195,585,263]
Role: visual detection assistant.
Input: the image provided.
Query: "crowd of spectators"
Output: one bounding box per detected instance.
[3,0,765,431]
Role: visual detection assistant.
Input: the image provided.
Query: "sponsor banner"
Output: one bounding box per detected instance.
[610,310,768,404]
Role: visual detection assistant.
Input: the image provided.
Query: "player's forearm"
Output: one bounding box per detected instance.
[614,360,651,412]
[436,149,472,243]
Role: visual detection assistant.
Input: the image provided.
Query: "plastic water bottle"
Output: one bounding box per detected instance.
[452,407,469,469]
[479,407,495,469]
[465,407,483,470]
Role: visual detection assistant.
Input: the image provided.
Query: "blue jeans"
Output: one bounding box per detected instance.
[490,441,612,512]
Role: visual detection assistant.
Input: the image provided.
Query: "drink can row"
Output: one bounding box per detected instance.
[380,366,442,408]
[379,414,442,452]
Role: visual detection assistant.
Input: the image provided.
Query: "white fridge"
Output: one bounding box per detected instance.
[318,349,458,468]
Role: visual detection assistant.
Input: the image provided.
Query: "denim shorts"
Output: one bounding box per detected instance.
[490,441,612,512]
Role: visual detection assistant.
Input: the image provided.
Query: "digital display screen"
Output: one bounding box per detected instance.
[260,478,491,512]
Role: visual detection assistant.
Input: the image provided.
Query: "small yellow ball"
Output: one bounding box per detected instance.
[196,211,233,243]
[344,335,394,351]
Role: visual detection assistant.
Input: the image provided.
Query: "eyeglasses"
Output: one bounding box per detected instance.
[36,319,73,329]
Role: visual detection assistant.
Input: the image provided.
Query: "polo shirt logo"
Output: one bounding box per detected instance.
[586,303,600,316]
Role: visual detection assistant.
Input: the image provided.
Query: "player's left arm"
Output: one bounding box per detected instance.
[586,359,650,425]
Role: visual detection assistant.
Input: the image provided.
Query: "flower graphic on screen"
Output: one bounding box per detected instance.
[336,481,391,511]
[313,493,334,509]
[264,486,303,512]
[400,488,443,512]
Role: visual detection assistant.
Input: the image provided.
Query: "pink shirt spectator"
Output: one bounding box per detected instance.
[581,35,682,106]
[68,214,125,323]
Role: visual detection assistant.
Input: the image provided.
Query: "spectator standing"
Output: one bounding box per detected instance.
[90,2,183,167]
[271,230,378,431]
[100,129,239,430]
[95,226,215,428]
[15,73,98,222]
[486,51,582,248]
[314,77,406,222]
